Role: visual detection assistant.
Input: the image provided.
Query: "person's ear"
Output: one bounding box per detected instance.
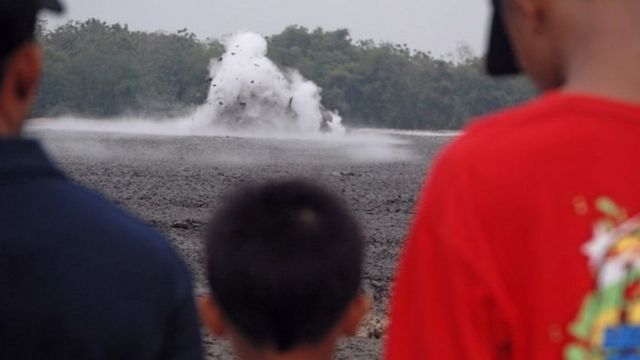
[0,42,42,134]
[198,295,228,337]
[340,293,372,337]
[507,0,550,33]
[8,42,42,104]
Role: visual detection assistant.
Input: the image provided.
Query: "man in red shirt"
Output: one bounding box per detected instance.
[386,0,640,359]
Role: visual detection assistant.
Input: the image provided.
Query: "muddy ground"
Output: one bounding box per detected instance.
[32,130,452,359]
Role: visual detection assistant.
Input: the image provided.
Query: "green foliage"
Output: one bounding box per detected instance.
[268,26,534,129]
[34,19,223,117]
[33,20,535,129]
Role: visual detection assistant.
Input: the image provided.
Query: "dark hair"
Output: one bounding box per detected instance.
[205,179,364,352]
[0,1,38,82]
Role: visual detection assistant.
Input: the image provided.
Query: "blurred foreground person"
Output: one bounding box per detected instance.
[0,1,202,358]
[387,0,640,358]
[199,180,370,360]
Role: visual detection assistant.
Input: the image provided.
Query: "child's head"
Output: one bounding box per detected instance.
[200,179,369,359]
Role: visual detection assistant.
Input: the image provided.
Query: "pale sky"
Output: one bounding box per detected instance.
[45,0,491,57]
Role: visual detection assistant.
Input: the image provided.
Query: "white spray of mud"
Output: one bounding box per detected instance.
[26,32,433,163]
[191,32,345,136]
[29,32,344,138]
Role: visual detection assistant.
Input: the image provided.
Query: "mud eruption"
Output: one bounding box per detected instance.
[28,32,356,139]
[192,32,345,135]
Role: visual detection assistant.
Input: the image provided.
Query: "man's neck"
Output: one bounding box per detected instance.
[232,337,337,360]
[563,13,640,104]
[564,52,640,104]
[0,110,22,136]
[238,347,335,360]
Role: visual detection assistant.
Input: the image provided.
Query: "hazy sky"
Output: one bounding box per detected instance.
[45,0,491,57]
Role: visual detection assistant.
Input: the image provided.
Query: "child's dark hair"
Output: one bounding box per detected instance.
[205,179,364,352]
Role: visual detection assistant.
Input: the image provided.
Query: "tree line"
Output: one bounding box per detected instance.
[33,20,535,130]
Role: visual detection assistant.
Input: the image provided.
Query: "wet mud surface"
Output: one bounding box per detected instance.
[33,130,451,359]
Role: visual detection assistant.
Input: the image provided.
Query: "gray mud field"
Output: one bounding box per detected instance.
[32,129,452,359]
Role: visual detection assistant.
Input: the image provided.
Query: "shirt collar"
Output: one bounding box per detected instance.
[0,138,63,178]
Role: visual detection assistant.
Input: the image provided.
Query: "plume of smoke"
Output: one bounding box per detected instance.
[191,32,345,136]
[29,32,348,139]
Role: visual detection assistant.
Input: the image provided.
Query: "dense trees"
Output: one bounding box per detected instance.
[33,20,535,129]
[268,26,534,129]
[34,20,224,118]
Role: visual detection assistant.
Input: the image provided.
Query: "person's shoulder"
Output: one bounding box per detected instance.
[50,179,185,269]
[440,92,572,163]
[466,93,564,142]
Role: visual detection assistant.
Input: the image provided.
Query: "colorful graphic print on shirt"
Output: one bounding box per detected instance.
[567,197,640,360]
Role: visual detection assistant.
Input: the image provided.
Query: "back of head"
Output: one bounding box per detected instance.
[205,179,364,352]
[0,2,37,67]
[0,0,62,74]
[488,0,640,96]
[0,0,63,134]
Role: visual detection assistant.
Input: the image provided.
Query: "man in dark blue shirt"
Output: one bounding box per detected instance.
[0,1,203,358]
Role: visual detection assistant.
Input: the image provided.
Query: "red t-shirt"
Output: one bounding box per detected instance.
[386,92,640,359]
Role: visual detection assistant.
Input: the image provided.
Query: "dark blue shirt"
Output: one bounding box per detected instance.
[0,139,203,359]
